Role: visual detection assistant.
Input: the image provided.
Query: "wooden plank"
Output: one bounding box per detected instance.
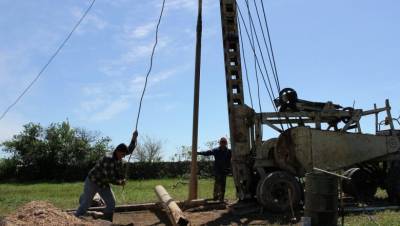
[65,202,159,213]
[65,198,216,213]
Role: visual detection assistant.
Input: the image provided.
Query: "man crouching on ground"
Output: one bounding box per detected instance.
[75,131,138,222]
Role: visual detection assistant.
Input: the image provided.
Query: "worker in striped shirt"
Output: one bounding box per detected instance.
[75,131,138,222]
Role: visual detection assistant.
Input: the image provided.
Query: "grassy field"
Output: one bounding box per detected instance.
[1,178,400,225]
[0,177,235,216]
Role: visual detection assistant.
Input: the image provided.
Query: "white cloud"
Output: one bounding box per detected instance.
[100,37,170,77]
[128,68,180,92]
[154,0,218,12]
[0,114,26,144]
[90,96,131,121]
[164,0,197,11]
[87,14,108,30]
[149,69,176,83]
[77,67,183,122]
[80,97,106,112]
[103,0,129,7]
[128,22,156,39]
[71,7,108,34]
[163,103,178,112]
[0,51,10,85]
[0,49,43,101]
[123,42,155,63]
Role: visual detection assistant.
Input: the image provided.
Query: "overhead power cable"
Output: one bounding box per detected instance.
[127,0,166,163]
[122,0,166,197]
[0,0,96,122]
[260,0,281,91]
[133,0,166,132]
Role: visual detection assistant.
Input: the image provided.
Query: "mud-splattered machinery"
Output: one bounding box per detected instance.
[219,0,400,212]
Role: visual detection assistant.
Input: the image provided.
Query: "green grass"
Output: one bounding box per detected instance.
[0,177,235,216]
[344,210,400,226]
[2,179,400,225]
[341,189,400,225]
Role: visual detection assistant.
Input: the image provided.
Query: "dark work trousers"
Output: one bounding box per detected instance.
[213,174,227,201]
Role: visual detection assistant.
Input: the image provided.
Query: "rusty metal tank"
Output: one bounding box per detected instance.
[274,127,400,176]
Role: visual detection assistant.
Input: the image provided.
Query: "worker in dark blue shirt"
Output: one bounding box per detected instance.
[197,137,231,201]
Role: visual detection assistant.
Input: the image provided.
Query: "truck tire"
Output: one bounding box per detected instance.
[256,171,302,213]
[342,168,378,201]
[386,162,400,204]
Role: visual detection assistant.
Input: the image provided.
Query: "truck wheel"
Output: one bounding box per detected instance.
[342,168,378,201]
[256,171,302,213]
[386,162,400,204]
[256,178,264,205]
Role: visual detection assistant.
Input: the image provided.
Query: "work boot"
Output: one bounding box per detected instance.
[102,212,113,222]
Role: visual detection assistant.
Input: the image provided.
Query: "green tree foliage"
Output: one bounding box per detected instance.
[0,121,112,180]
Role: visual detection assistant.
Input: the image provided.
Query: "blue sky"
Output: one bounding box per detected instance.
[1,0,399,160]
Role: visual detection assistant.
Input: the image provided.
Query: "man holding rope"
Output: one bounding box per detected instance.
[75,131,138,222]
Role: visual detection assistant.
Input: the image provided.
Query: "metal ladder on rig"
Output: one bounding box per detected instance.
[220,0,254,200]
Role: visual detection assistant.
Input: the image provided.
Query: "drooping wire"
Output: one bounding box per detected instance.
[260,0,281,91]
[252,0,280,92]
[122,0,166,196]
[0,0,97,122]
[134,0,166,132]
[238,20,254,109]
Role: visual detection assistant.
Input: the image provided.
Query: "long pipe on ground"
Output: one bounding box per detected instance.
[155,185,189,226]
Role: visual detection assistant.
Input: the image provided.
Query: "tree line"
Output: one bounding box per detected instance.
[0,121,214,181]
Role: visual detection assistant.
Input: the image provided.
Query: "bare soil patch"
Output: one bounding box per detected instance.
[113,203,299,226]
[1,201,298,225]
[1,201,110,226]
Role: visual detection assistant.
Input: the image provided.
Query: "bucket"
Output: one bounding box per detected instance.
[304,172,338,226]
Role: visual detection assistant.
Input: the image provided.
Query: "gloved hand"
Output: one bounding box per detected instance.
[117,179,126,186]
[127,131,139,155]
[132,130,138,139]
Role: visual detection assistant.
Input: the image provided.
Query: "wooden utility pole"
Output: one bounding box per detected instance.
[188,0,202,201]
[155,185,189,226]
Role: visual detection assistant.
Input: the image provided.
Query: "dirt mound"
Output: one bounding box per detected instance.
[1,201,109,226]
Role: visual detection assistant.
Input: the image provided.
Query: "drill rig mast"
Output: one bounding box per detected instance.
[219,0,255,200]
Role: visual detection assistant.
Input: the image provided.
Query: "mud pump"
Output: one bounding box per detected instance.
[219,0,400,212]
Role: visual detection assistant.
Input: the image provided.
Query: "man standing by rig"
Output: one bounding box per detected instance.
[197,137,231,201]
[75,131,138,222]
